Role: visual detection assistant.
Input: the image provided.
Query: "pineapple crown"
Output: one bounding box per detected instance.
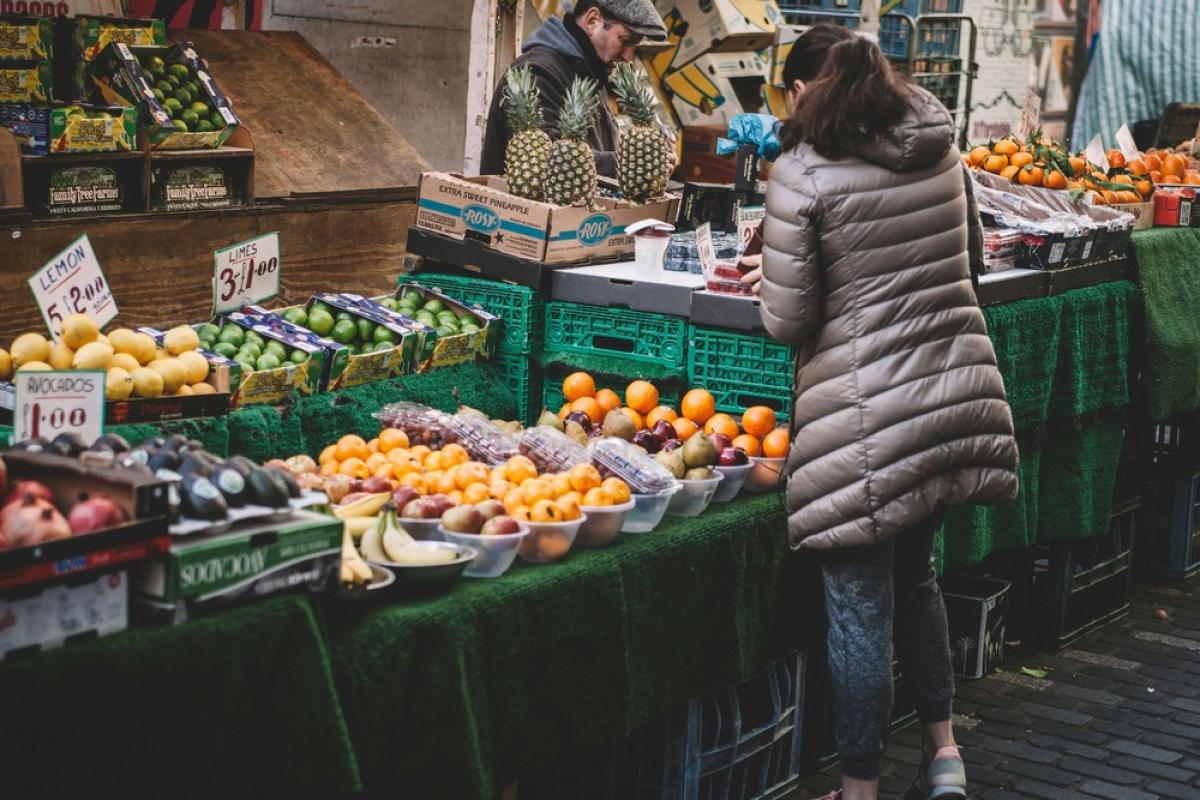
[501,64,544,134]
[610,63,657,126]
[557,76,600,142]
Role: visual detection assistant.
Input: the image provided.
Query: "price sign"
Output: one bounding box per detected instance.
[1017,86,1042,141]
[1115,124,1141,164]
[28,234,117,343]
[13,370,105,446]
[1084,135,1110,172]
[695,223,717,276]
[213,232,280,315]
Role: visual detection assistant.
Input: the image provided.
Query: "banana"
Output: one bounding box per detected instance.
[358,514,388,562]
[391,546,457,566]
[340,529,373,583]
[344,516,378,539]
[334,492,391,520]
[382,529,411,563]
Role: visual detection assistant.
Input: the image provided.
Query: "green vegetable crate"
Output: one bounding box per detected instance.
[687,325,795,415]
[397,272,544,355]
[495,352,542,426]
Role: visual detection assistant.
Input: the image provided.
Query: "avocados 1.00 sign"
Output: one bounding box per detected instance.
[13,370,105,446]
[213,232,280,315]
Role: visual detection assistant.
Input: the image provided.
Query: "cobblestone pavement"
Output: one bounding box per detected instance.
[787,577,1200,799]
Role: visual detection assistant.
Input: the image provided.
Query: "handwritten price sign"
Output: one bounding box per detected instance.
[213,232,280,315]
[28,234,117,342]
[13,370,106,446]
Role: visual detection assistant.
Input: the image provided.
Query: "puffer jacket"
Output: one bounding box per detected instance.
[760,87,1019,550]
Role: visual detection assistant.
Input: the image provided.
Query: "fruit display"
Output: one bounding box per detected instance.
[196,319,308,376]
[376,403,523,462]
[370,285,499,371]
[1132,145,1200,186]
[611,62,671,203]
[544,76,600,207]
[277,298,408,358]
[0,313,220,400]
[501,63,552,202]
[381,287,486,341]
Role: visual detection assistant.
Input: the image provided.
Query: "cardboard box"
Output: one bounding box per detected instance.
[20,151,145,216]
[0,59,51,103]
[0,570,127,659]
[680,125,765,187]
[132,510,341,623]
[653,0,780,68]
[0,16,53,62]
[941,574,1010,679]
[71,15,165,62]
[769,24,803,88]
[49,104,138,153]
[211,312,329,406]
[678,181,765,232]
[148,147,254,211]
[373,285,499,372]
[665,50,770,127]
[0,102,48,153]
[1112,200,1155,230]
[414,172,680,265]
[689,289,766,331]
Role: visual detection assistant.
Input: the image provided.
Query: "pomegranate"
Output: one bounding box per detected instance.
[68,495,131,535]
[5,480,55,509]
[1,496,70,548]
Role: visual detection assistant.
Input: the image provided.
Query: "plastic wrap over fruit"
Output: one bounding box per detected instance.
[374,402,451,449]
[440,413,519,465]
[519,426,590,474]
[716,114,782,161]
[588,438,678,495]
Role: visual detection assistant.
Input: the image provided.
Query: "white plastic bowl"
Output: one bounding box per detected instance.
[667,473,725,517]
[744,457,785,493]
[398,516,443,541]
[440,524,529,578]
[518,514,587,563]
[711,463,752,503]
[576,499,636,548]
[622,483,683,533]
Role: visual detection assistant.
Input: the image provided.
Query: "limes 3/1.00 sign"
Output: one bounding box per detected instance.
[212,232,280,315]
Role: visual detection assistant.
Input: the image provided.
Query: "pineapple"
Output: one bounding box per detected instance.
[501,65,552,201]
[610,63,670,202]
[544,76,600,207]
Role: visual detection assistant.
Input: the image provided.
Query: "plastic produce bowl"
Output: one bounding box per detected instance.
[518,515,587,563]
[622,483,683,533]
[398,516,443,541]
[440,525,529,578]
[744,457,785,493]
[712,463,752,503]
[667,473,725,517]
[370,541,477,596]
[576,499,636,548]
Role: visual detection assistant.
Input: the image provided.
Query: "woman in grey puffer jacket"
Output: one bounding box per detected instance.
[746,25,1019,800]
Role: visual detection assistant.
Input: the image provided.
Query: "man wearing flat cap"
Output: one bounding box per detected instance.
[480,0,667,179]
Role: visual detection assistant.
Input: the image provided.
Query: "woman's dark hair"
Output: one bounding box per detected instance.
[779,25,911,159]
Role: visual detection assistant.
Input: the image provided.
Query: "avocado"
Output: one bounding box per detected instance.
[49,432,89,458]
[147,448,182,473]
[177,452,216,478]
[90,433,131,454]
[213,466,251,507]
[180,473,229,521]
[265,466,301,499]
[226,455,257,479]
[247,467,289,508]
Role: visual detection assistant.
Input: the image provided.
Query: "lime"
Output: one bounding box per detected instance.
[173,87,193,107]
[199,323,220,340]
[282,307,307,327]
[310,300,332,316]
[289,350,307,365]
[373,326,399,345]
[146,55,165,72]
[436,325,457,337]
[335,311,354,323]
[156,79,174,95]
[239,341,262,357]
[264,341,286,357]
[185,81,201,98]
[149,65,166,82]
[212,342,237,359]
[152,88,165,103]
[343,343,359,357]
[195,119,215,133]
[401,289,423,304]
[217,325,244,346]
[255,353,282,371]
[162,96,182,114]
[307,308,335,336]
[379,298,399,311]
[168,63,190,81]
[190,101,210,116]
[210,112,226,130]
[179,109,199,127]
[415,312,436,327]
[360,342,376,355]
[172,119,190,133]
[238,360,256,374]
[422,298,445,314]
[331,319,357,345]
[244,330,263,345]
[166,73,181,88]
[355,318,375,343]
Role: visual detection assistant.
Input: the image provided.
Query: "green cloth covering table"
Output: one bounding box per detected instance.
[1130,227,1200,420]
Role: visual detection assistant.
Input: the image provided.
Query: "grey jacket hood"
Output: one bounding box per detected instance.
[524,16,583,60]
[852,87,955,174]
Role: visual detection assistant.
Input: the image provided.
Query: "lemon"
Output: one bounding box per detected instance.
[108,328,139,355]
[130,367,164,398]
[175,384,195,396]
[0,348,10,381]
[61,314,99,350]
[16,361,51,372]
[72,341,113,370]
[109,352,141,372]
[132,333,158,365]
[11,333,50,367]
[106,367,134,400]
[190,382,216,395]
[164,325,200,355]
[48,342,75,370]
[176,350,209,384]
[148,358,186,393]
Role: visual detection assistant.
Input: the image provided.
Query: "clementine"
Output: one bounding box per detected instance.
[625,380,659,414]
[595,388,622,414]
[318,444,337,466]
[377,428,409,453]
[334,434,368,462]
[672,417,699,439]
[732,434,762,457]
[601,477,631,504]
[621,406,644,430]
[645,405,678,427]
[562,371,596,402]
[571,396,603,424]
[761,428,790,458]
[680,388,716,423]
[568,463,603,493]
[741,406,778,438]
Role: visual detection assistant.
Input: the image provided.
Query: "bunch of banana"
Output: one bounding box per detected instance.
[359,510,457,566]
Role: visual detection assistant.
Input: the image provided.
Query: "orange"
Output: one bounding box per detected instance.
[373,463,395,481]
[999,164,1020,181]
[1042,169,1067,190]
[339,458,370,479]
[982,154,1008,173]
[1126,158,1147,176]
[423,450,444,471]
[1135,179,1153,197]
[1067,156,1086,177]
[463,483,491,504]
[732,434,762,457]
[583,487,614,506]
[741,406,778,438]
[645,405,678,427]
[320,460,340,477]
[620,406,644,430]
[377,428,409,453]
[456,461,491,489]
[409,444,431,459]
[555,495,582,521]
[681,388,716,424]
[441,443,469,465]
[558,403,572,420]
[511,504,532,521]
[391,461,417,481]
[551,472,573,497]
[601,477,631,504]
[762,428,790,458]
[571,396,603,424]
[434,471,459,495]
[558,490,584,509]
[704,413,739,439]
[367,439,380,455]
[503,488,526,513]
[504,455,538,485]
[594,388,622,414]
[1116,190,1141,204]
[1186,172,1200,186]
[1143,153,1163,172]
[563,371,596,402]
[1088,190,1107,206]
[399,472,427,495]
[1017,165,1044,186]
[1106,149,1126,169]
[335,434,369,462]
[530,498,566,523]
[522,478,555,506]
[318,444,337,466]
[447,490,465,506]
[569,463,602,493]
[967,145,990,166]
[1163,154,1188,178]
[625,380,659,414]
[1010,151,1033,168]
[992,138,1019,157]
[672,417,699,439]
[490,479,514,500]
[1111,173,1133,185]
[1101,189,1119,205]
[365,453,388,473]
[1149,169,1163,183]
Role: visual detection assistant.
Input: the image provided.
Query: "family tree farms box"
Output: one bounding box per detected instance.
[0,16,53,62]
[21,151,144,216]
[415,173,679,265]
[0,59,51,103]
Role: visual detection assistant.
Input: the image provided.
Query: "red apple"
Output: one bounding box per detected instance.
[566,411,593,432]
[427,493,455,515]
[442,505,484,534]
[661,439,683,452]
[632,430,661,454]
[361,475,392,494]
[390,486,420,511]
[476,499,506,520]
[709,433,732,452]
[402,497,441,519]
[719,446,750,466]
[480,515,522,535]
[651,420,677,441]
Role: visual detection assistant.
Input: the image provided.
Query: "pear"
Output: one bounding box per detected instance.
[682,431,717,469]
[602,408,636,441]
[684,467,714,481]
[564,420,588,446]
[536,409,565,432]
[655,448,686,479]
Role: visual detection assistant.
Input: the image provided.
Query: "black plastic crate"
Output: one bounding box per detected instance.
[1113,417,1148,511]
[1137,470,1200,580]
[1150,411,1200,472]
[940,574,1010,679]
[1029,508,1136,650]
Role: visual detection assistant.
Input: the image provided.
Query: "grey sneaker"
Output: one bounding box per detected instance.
[909,746,967,799]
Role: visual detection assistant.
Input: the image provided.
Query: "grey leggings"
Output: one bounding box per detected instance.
[819,511,954,781]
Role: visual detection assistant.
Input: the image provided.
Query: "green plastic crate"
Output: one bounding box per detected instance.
[544,302,688,370]
[542,372,680,416]
[398,272,543,355]
[687,325,795,415]
[494,352,543,427]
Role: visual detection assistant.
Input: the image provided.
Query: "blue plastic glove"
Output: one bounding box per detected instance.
[716,114,783,161]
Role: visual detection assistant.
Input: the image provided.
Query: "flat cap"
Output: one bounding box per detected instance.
[591,0,668,40]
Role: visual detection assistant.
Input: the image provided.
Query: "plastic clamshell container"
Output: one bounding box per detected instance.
[375,402,451,449]
[667,473,725,517]
[439,525,528,578]
[744,457,785,493]
[576,499,636,548]
[712,462,752,503]
[588,437,678,495]
[397,516,443,541]
[441,412,519,465]
[622,483,683,533]
[518,426,590,474]
[518,515,586,563]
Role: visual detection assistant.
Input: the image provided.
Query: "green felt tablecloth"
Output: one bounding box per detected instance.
[0,594,361,798]
[1130,227,1200,419]
[327,491,788,799]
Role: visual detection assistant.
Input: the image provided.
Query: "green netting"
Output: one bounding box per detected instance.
[226,403,308,464]
[1131,228,1200,419]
